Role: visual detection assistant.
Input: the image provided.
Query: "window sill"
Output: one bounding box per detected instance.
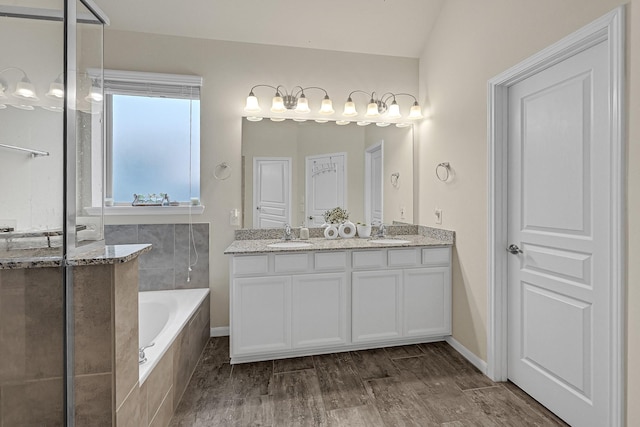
[84,205,205,216]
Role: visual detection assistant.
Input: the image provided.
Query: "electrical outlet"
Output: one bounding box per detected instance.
[400,206,406,220]
[434,208,442,225]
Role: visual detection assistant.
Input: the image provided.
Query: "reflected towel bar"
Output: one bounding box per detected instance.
[0,143,50,157]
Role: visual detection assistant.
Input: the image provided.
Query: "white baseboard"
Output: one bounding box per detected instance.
[445,336,488,375]
[210,327,230,337]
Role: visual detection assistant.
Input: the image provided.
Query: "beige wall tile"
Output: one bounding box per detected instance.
[116,382,141,427]
[74,265,113,376]
[144,345,174,421]
[139,380,149,427]
[172,330,190,411]
[114,259,140,409]
[149,386,174,427]
[1,377,64,426]
[75,373,113,426]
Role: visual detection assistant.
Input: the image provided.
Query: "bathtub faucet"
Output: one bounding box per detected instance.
[139,342,155,365]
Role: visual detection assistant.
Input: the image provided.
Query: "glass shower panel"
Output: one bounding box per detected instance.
[0,3,66,426]
[75,0,104,248]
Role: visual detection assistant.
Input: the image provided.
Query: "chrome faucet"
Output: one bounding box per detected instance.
[283,223,293,240]
[139,342,155,365]
[373,221,386,238]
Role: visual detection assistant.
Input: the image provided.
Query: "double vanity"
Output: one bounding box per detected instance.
[224,225,454,364]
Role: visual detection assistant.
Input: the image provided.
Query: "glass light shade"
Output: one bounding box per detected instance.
[270,117,286,122]
[356,121,371,126]
[14,81,38,100]
[0,104,6,109]
[408,103,424,120]
[395,122,411,128]
[244,94,261,112]
[10,103,35,110]
[271,96,286,113]
[342,100,357,117]
[319,97,334,114]
[386,101,401,119]
[0,84,6,99]
[365,102,380,117]
[41,104,63,113]
[85,89,103,103]
[376,122,391,127]
[46,82,64,99]
[336,120,350,126]
[293,118,307,122]
[315,119,328,123]
[246,116,263,122]
[295,96,310,113]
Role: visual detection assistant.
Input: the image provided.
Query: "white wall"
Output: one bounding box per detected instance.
[103,30,418,329]
[418,0,640,422]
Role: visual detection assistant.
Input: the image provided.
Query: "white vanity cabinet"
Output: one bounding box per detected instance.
[229,246,451,363]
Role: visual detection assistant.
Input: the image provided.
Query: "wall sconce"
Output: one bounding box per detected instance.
[0,67,39,107]
[342,90,423,121]
[46,73,64,99]
[85,79,103,103]
[245,85,334,115]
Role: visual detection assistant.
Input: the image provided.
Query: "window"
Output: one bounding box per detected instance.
[104,70,202,205]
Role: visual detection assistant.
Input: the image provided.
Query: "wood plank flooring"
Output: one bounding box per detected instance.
[169,338,569,426]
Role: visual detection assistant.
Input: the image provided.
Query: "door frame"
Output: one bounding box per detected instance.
[364,141,384,224]
[487,6,625,426]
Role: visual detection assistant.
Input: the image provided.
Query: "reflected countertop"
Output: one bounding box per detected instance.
[0,243,152,270]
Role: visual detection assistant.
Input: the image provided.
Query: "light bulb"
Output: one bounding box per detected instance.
[293,118,307,122]
[14,80,38,100]
[342,98,357,117]
[395,122,411,128]
[244,93,261,112]
[271,95,286,113]
[365,100,379,117]
[319,96,334,114]
[295,95,310,113]
[386,101,401,119]
[376,122,391,127]
[270,117,286,122]
[246,116,263,122]
[336,120,350,126]
[356,121,371,126]
[408,102,424,120]
[315,119,328,123]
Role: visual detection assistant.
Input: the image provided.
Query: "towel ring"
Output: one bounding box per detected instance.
[436,162,451,182]
[214,162,231,180]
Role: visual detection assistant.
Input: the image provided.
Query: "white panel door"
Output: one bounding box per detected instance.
[507,40,610,426]
[232,276,292,355]
[352,270,402,343]
[292,273,348,349]
[253,157,291,228]
[305,153,346,226]
[403,267,451,337]
[365,142,383,224]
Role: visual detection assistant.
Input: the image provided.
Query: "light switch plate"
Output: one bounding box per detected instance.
[434,208,442,224]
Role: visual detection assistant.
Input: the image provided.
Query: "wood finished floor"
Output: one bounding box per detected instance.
[169,337,568,426]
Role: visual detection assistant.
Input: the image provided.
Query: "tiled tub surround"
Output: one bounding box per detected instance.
[137,290,210,427]
[105,224,210,291]
[0,244,151,426]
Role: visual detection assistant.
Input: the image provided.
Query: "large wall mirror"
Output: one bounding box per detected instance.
[241,118,414,229]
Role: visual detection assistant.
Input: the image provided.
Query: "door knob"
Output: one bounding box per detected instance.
[507,244,523,254]
[308,216,313,220]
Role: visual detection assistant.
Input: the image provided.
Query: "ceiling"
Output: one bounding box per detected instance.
[96,0,445,58]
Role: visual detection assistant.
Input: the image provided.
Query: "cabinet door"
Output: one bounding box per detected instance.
[232,276,291,356]
[292,273,348,349]
[352,270,402,343]
[403,267,451,337]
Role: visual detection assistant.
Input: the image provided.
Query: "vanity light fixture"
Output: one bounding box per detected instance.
[46,73,64,99]
[342,90,423,121]
[244,85,334,115]
[85,79,103,103]
[0,67,39,100]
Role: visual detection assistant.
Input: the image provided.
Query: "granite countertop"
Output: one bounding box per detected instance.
[224,234,452,255]
[0,243,152,269]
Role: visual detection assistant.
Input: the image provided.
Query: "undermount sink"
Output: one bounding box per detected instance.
[267,241,313,249]
[369,238,411,245]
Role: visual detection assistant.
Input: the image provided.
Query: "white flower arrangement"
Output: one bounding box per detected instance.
[323,206,350,224]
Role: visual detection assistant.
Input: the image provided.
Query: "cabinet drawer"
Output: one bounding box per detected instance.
[422,248,451,266]
[274,253,310,273]
[352,250,385,269]
[388,249,419,267]
[314,251,347,271]
[233,255,268,275]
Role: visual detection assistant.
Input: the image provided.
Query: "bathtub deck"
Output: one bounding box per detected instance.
[169,337,568,426]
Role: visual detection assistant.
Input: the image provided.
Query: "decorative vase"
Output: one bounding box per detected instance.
[324,224,339,239]
[356,224,372,238]
[339,221,356,238]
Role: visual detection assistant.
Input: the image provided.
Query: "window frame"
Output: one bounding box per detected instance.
[102,69,203,208]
